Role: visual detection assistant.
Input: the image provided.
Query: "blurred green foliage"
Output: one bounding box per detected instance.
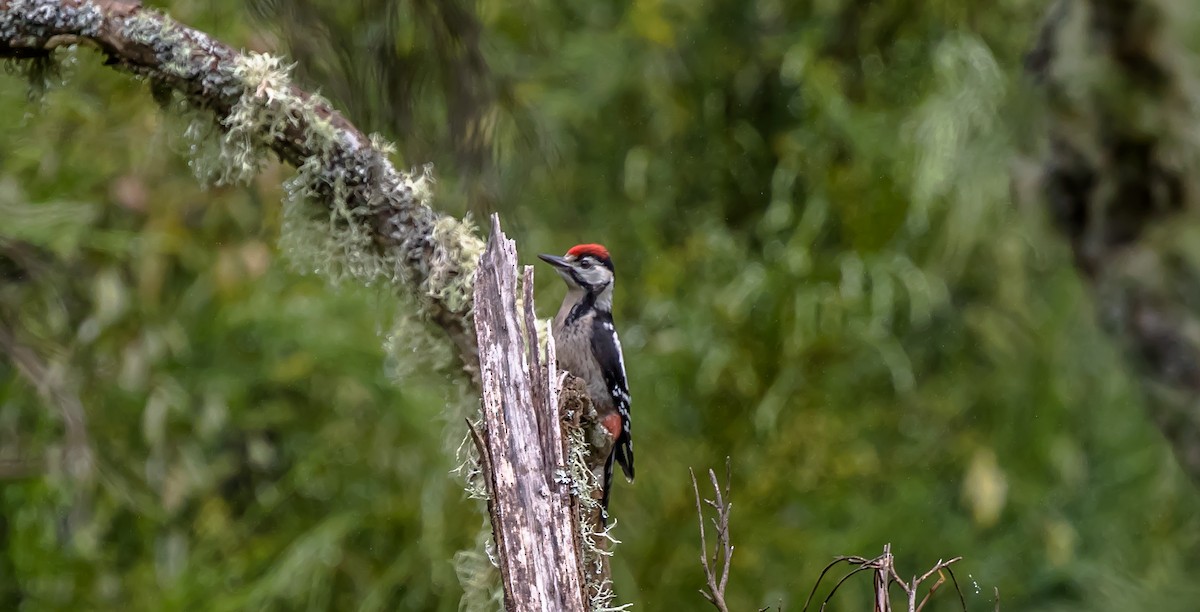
[3,0,1200,610]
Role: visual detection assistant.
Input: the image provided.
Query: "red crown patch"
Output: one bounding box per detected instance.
[567,243,610,261]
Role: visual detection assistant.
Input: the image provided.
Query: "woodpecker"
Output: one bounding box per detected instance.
[538,243,633,518]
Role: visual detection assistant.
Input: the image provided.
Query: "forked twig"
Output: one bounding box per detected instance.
[802,545,975,612]
[801,557,867,612]
[826,564,878,610]
[691,457,735,612]
[916,568,945,612]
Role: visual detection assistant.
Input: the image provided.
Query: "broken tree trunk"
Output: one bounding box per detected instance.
[472,214,587,611]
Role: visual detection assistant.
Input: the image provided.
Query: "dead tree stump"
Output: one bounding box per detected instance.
[472,214,587,611]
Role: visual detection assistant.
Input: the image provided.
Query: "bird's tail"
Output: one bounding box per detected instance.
[600,450,616,525]
[600,435,634,525]
[614,432,634,482]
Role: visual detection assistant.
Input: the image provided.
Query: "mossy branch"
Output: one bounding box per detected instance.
[0,0,484,377]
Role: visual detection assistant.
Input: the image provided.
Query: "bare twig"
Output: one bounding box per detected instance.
[464,418,491,485]
[913,571,945,612]
[945,566,970,612]
[802,557,850,612]
[690,457,735,612]
[825,565,877,611]
[877,544,896,612]
[803,545,973,612]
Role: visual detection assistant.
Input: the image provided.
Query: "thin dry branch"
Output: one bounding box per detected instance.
[0,0,483,377]
[801,557,869,612]
[691,457,734,612]
[802,545,971,612]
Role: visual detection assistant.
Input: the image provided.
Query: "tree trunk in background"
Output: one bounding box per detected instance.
[1026,0,1200,482]
[472,215,588,611]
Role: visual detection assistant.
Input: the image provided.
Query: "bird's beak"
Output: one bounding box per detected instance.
[538,253,570,269]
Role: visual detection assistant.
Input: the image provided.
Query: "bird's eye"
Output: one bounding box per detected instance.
[579,260,593,269]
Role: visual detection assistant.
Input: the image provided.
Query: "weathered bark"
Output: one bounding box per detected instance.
[0,0,482,377]
[1026,0,1200,482]
[472,215,587,611]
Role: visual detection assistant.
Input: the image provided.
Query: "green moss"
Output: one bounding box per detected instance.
[453,526,503,611]
[426,211,484,313]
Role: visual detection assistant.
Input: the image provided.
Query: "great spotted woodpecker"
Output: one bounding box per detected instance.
[538,244,633,517]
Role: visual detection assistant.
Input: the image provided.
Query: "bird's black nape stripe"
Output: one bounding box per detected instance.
[565,290,597,326]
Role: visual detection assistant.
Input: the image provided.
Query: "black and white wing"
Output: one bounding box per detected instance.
[591,312,634,490]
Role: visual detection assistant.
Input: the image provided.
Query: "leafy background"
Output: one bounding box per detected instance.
[3,0,1200,610]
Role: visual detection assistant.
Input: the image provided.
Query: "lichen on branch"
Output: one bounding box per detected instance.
[0,0,484,374]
